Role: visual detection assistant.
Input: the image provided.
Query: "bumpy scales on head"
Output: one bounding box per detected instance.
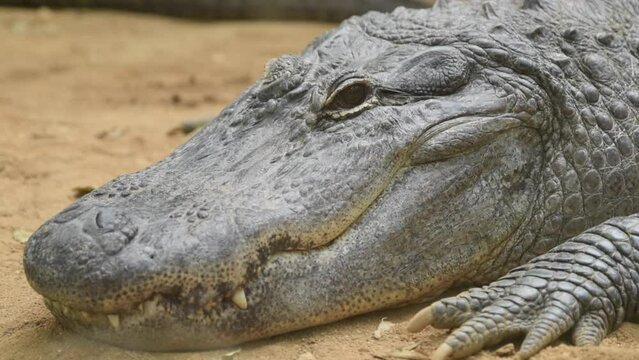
[23,0,639,358]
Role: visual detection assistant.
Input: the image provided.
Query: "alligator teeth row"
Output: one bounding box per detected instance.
[44,298,122,329]
[43,288,248,330]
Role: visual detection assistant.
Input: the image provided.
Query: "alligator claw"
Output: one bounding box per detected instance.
[408,284,514,332]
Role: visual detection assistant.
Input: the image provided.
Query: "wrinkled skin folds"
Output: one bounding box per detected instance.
[23,0,639,358]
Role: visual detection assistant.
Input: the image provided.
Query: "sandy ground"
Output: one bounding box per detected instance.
[1,7,639,360]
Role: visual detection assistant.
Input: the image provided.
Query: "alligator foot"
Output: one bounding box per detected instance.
[406,217,639,359]
[408,282,609,360]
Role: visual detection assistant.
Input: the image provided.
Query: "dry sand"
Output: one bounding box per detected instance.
[1,7,639,360]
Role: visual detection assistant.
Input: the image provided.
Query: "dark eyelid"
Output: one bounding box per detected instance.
[326,71,366,95]
[332,78,369,94]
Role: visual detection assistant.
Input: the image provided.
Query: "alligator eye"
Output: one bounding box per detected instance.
[324,80,372,112]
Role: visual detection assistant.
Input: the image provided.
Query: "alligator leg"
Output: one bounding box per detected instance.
[407,215,639,360]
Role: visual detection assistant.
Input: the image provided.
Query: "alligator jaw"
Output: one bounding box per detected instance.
[36,114,542,350]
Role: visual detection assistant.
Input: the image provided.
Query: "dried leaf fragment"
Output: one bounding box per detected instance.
[221,349,241,360]
[72,185,96,199]
[13,228,32,244]
[373,317,395,339]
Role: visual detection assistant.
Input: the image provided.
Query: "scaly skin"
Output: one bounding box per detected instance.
[22,0,639,358]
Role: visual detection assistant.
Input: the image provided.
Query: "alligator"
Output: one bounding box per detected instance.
[0,0,433,21]
[21,0,639,358]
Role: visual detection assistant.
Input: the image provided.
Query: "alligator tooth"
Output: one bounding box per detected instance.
[141,300,150,315]
[142,297,160,316]
[231,288,247,309]
[107,314,120,329]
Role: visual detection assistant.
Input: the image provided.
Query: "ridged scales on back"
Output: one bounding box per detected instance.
[19,0,639,359]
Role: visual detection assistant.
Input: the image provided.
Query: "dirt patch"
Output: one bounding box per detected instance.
[0,7,638,360]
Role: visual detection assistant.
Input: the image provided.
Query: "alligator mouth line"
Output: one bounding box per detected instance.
[44,289,243,331]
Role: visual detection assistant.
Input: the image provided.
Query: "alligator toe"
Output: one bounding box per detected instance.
[407,286,505,331]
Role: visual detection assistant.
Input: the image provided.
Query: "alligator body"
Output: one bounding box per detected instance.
[22,0,639,358]
[0,0,434,21]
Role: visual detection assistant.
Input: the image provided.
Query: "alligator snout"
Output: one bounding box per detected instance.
[24,162,344,316]
[24,204,140,309]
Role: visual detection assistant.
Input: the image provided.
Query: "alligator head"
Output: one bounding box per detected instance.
[24,3,556,350]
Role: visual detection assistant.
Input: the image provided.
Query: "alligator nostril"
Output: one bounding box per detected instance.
[95,208,131,232]
[95,211,105,229]
[86,208,138,255]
